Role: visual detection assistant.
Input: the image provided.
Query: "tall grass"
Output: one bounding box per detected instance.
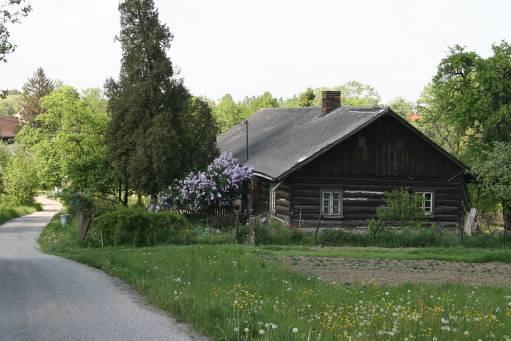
[57,244,511,340]
[39,216,511,339]
[0,204,41,225]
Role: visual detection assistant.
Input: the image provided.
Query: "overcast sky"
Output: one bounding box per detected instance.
[1,0,510,103]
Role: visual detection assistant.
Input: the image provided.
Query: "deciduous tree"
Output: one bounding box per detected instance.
[0,0,31,63]
[388,97,414,118]
[421,41,511,230]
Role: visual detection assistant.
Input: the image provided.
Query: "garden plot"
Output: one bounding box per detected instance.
[281,256,511,287]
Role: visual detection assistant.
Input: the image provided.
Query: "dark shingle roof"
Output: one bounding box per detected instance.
[217,106,388,180]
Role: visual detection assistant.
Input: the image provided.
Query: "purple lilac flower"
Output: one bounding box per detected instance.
[150,153,252,213]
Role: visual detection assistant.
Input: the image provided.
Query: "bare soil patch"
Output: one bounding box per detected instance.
[280,256,511,287]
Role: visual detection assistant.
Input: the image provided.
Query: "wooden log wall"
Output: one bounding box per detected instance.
[275,182,291,222]
[252,177,270,214]
[289,177,464,229]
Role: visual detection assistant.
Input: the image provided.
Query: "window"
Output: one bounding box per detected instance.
[416,191,434,215]
[321,190,343,216]
[270,186,276,213]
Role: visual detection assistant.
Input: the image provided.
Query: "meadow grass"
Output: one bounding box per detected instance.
[40,218,511,340]
[255,245,511,263]
[0,204,41,225]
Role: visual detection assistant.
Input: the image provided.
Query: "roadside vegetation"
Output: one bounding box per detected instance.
[0,204,41,225]
[40,217,511,340]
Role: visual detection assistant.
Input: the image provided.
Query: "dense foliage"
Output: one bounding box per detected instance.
[152,153,252,213]
[106,0,217,201]
[16,86,114,194]
[20,67,55,125]
[0,90,21,116]
[2,151,38,205]
[87,207,192,247]
[319,227,511,248]
[419,41,511,229]
[368,189,424,235]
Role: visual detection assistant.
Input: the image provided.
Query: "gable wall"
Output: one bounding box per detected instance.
[296,115,461,179]
[283,115,467,229]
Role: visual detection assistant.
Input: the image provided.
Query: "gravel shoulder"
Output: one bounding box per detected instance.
[280,255,511,287]
[0,197,206,341]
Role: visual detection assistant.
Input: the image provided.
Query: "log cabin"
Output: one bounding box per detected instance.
[217,91,472,231]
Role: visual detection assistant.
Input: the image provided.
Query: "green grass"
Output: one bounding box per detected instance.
[39,218,511,340]
[0,203,42,225]
[256,245,511,263]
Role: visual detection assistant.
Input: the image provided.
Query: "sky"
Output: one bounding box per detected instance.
[1,0,510,103]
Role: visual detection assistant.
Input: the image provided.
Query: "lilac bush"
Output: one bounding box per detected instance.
[150,153,252,213]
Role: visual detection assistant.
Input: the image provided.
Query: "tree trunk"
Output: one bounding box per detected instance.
[503,202,511,231]
[118,183,122,204]
[123,185,129,207]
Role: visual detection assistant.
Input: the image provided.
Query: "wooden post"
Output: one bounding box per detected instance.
[314,214,322,240]
[464,208,477,236]
[248,215,255,246]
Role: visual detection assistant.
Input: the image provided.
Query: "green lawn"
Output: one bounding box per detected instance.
[0,204,41,225]
[39,218,511,340]
[256,245,511,263]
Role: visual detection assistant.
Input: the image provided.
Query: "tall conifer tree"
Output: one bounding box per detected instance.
[106,0,217,202]
[20,67,54,125]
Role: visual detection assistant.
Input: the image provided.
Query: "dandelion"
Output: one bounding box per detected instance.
[244,328,249,333]
[271,324,277,330]
[234,327,239,332]
[433,337,438,341]
[259,329,265,335]
[292,328,298,333]
[464,331,470,336]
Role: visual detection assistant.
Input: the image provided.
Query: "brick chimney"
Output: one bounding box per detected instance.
[322,91,341,114]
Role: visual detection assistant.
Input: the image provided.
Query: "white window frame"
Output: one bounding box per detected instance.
[415,191,434,216]
[270,186,276,213]
[321,189,343,217]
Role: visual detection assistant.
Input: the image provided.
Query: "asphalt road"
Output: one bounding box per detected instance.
[0,197,205,341]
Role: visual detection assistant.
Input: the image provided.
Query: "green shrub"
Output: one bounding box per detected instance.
[368,189,425,235]
[87,207,192,247]
[192,225,235,244]
[319,227,511,248]
[240,221,314,245]
[318,228,368,246]
[2,152,39,206]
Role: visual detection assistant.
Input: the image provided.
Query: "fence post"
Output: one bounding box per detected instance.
[234,209,240,243]
[248,215,255,246]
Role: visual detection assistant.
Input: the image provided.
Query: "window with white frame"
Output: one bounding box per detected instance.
[416,191,434,215]
[321,189,342,216]
[269,186,276,213]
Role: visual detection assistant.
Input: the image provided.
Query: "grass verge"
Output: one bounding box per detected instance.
[39,218,511,340]
[256,245,511,263]
[0,203,42,225]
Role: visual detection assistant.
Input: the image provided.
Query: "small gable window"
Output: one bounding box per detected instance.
[321,189,343,216]
[416,191,434,215]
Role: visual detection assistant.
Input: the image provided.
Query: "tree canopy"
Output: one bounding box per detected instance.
[20,67,55,125]
[418,41,511,229]
[16,86,114,194]
[388,97,414,118]
[106,0,217,201]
